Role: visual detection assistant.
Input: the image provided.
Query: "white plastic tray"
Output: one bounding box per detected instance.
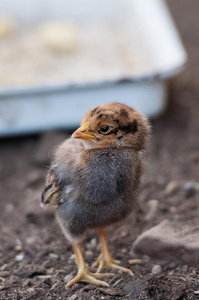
[0,0,187,136]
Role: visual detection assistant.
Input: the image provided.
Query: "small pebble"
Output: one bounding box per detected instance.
[69,253,76,260]
[87,238,97,250]
[15,238,22,246]
[15,254,24,262]
[49,253,58,259]
[0,271,10,277]
[85,250,93,257]
[165,181,178,195]
[91,238,97,245]
[0,265,7,271]
[120,231,127,238]
[168,262,177,270]
[15,240,23,252]
[64,274,73,283]
[46,268,54,274]
[184,182,197,198]
[50,282,58,290]
[37,275,52,280]
[122,248,128,254]
[168,270,174,276]
[184,181,199,191]
[152,265,162,275]
[179,276,186,282]
[169,206,177,213]
[194,291,199,295]
[144,200,159,221]
[26,236,37,245]
[15,245,23,252]
[148,199,159,207]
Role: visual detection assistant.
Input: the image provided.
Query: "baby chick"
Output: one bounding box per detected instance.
[41,102,150,287]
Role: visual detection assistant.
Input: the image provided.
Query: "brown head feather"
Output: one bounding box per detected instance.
[80,102,151,151]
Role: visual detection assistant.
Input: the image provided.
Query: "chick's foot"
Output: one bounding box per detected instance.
[66,268,112,287]
[66,242,112,287]
[92,252,133,276]
[92,230,133,276]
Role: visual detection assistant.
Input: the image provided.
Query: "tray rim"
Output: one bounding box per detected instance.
[0,64,185,98]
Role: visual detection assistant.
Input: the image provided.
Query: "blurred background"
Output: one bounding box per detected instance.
[0,0,199,299]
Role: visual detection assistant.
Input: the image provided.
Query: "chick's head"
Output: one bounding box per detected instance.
[72,102,150,151]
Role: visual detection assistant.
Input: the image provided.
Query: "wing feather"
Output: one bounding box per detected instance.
[41,171,61,208]
[41,138,84,208]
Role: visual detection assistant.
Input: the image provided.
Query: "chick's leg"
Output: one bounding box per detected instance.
[92,230,133,276]
[66,242,112,287]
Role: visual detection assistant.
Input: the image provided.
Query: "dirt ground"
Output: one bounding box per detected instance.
[1,1,199,299]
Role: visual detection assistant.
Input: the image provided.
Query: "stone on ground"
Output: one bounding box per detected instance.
[132,219,199,265]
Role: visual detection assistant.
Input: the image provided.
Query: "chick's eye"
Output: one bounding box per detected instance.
[99,125,112,135]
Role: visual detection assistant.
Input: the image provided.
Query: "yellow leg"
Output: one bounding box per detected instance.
[92,230,133,276]
[66,242,113,287]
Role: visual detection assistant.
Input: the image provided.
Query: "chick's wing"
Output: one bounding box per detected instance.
[41,138,83,208]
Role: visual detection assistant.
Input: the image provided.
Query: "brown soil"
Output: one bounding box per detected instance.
[0,0,199,299]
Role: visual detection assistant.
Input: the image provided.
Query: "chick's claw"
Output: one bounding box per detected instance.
[92,253,134,276]
[92,253,119,270]
[66,269,110,287]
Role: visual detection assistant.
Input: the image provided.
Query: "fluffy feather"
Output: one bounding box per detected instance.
[41,102,150,286]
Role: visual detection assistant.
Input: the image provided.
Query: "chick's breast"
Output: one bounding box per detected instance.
[55,138,142,239]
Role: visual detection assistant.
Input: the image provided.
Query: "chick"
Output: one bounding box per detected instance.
[41,102,150,287]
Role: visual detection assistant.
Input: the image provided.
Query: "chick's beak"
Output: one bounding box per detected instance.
[72,122,96,140]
